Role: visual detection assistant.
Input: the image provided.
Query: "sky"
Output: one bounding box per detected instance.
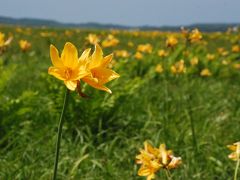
[1,0,240,26]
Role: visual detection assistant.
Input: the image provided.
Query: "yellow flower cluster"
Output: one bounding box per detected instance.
[136,141,181,180]
[171,60,186,74]
[48,42,120,93]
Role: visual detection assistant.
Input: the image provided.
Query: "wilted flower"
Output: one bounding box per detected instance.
[166,36,178,48]
[171,60,186,74]
[158,49,168,57]
[227,142,240,161]
[137,44,153,53]
[189,28,202,43]
[200,68,212,77]
[136,141,182,180]
[86,34,100,45]
[19,40,31,52]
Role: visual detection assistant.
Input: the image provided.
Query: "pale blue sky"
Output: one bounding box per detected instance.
[1,0,239,26]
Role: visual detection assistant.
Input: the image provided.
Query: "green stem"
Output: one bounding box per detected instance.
[164,169,173,180]
[53,88,70,180]
[189,107,198,153]
[234,157,240,180]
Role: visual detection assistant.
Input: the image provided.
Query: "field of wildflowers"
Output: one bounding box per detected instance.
[0,25,240,179]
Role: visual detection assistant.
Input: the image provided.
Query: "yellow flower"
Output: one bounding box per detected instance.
[227,142,240,161]
[155,64,163,73]
[82,44,120,94]
[114,50,130,58]
[200,68,212,77]
[0,32,12,48]
[134,52,143,60]
[158,49,168,57]
[206,54,215,61]
[189,28,202,43]
[136,141,181,180]
[233,63,240,70]
[190,57,199,66]
[232,45,240,53]
[19,40,31,52]
[127,41,134,47]
[217,47,229,56]
[102,34,119,48]
[137,44,153,53]
[171,60,186,74]
[166,36,178,48]
[48,42,90,91]
[86,33,100,45]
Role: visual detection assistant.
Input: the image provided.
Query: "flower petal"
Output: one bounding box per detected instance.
[89,44,103,69]
[79,48,91,61]
[48,67,66,81]
[50,45,64,68]
[64,80,77,91]
[91,67,120,84]
[82,76,112,93]
[138,166,151,176]
[101,53,113,67]
[61,42,79,68]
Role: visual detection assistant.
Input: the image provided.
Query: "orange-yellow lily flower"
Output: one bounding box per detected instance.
[48,42,90,91]
[82,44,120,94]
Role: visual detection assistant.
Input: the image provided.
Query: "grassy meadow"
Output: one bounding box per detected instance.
[0,25,240,179]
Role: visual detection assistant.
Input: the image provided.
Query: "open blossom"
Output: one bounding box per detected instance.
[0,32,13,48]
[227,142,240,161]
[82,44,120,94]
[158,49,168,57]
[137,44,153,54]
[200,68,212,77]
[155,64,163,73]
[19,40,31,51]
[136,141,181,180]
[171,60,186,74]
[114,50,130,58]
[166,36,178,48]
[102,34,119,48]
[86,33,100,45]
[48,42,119,93]
[48,42,90,91]
[189,28,202,43]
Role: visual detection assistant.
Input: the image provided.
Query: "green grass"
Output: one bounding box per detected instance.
[0,25,240,179]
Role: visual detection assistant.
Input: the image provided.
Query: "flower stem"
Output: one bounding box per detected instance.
[53,88,70,180]
[165,169,173,180]
[234,157,240,180]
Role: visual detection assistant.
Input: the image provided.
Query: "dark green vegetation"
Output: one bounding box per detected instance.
[0,25,240,179]
[0,16,239,31]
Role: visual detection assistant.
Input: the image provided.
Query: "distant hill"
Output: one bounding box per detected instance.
[0,16,239,32]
